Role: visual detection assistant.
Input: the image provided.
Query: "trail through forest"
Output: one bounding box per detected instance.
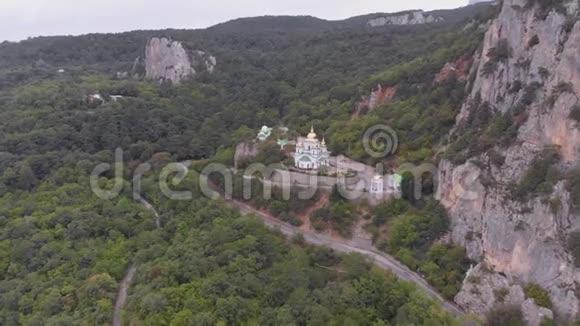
[112,264,136,326]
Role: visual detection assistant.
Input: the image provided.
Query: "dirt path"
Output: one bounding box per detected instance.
[138,197,161,228]
[112,264,136,326]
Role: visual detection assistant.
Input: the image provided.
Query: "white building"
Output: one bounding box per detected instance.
[257,126,273,141]
[370,175,384,194]
[294,126,330,170]
[369,174,402,195]
[386,174,403,193]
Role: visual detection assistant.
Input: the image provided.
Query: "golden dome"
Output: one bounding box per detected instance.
[307,125,317,140]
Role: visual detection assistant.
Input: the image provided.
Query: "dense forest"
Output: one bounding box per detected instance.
[0,3,499,325]
[0,166,462,324]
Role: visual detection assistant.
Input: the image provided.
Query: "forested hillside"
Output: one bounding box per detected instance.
[0,3,493,189]
[0,3,496,325]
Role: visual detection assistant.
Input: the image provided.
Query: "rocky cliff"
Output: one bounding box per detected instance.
[234,142,260,169]
[353,84,397,117]
[145,37,216,83]
[438,0,580,321]
[367,11,443,27]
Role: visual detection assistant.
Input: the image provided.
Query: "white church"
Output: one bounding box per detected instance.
[294,126,330,170]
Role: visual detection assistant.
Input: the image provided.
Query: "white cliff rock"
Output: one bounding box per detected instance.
[145,37,216,83]
[438,0,580,320]
[522,299,554,326]
[368,11,443,27]
[455,263,526,315]
[455,263,554,325]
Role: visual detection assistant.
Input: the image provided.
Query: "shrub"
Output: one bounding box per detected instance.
[538,67,550,79]
[563,17,578,34]
[509,80,523,94]
[421,244,470,299]
[515,58,532,70]
[524,283,552,308]
[487,39,512,62]
[525,0,566,19]
[292,233,306,245]
[279,213,303,227]
[486,305,524,326]
[270,200,289,217]
[395,248,419,270]
[512,146,561,200]
[540,317,557,326]
[547,82,575,108]
[521,82,542,106]
[489,150,506,166]
[484,113,517,147]
[494,287,510,302]
[482,39,511,76]
[372,198,410,226]
[528,34,540,48]
[311,207,331,231]
[554,81,574,94]
[569,104,580,123]
[569,168,580,208]
[567,230,580,267]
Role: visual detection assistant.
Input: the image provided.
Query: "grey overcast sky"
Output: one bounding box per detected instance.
[0,0,467,42]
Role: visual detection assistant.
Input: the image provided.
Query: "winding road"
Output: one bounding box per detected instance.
[226,198,464,317]
[111,161,463,324]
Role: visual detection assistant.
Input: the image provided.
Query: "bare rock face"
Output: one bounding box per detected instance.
[234,142,259,169]
[456,263,526,315]
[456,263,554,325]
[368,11,443,27]
[435,56,473,84]
[145,37,216,83]
[438,0,580,320]
[353,84,397,118]
[522,299,554,326]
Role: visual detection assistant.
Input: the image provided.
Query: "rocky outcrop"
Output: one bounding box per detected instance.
[456,263,553,325]
[368,11,443,27]
[353,84,397,118]
[145,37,216,83]
[438,0,580,320]
[234,142,259,169]
[435,56,473,84]
[522,298,555,326]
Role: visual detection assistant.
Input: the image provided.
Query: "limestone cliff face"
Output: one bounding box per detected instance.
[145,37,216,83]
[367,11,443,27]
[456,264,553,325]
[437,0,580,319]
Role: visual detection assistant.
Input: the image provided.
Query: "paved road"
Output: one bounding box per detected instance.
[227,199,464,317]
[125,161,463,319]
